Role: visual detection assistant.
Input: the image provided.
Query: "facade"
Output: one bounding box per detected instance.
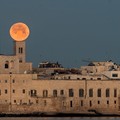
[0,35,120,115]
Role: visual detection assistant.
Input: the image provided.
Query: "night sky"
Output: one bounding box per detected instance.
[0,0,120,68]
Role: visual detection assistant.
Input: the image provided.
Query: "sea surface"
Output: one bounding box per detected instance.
[0,117,119,120]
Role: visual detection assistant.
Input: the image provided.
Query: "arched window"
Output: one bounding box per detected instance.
[43,90,48,97]
[5,61,9,69]
[21,48,23,54]
[79,89,84,97]
[53,90,57,97]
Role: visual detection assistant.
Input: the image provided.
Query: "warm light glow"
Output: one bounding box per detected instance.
[10,22,30,41]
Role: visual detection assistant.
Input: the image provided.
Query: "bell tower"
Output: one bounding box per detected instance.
[14,41,26,63]
[9,22,30,63]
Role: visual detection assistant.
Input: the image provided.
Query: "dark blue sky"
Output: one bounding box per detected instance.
[0,0,120,68]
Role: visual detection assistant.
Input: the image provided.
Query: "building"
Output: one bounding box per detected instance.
[0,22,120,115]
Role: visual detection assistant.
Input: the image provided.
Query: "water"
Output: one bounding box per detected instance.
[0,117,119,120]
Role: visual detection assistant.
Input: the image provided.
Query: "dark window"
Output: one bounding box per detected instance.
[70,101,73,107]
[97,89,101,97]
[114,100,116,104]
[106,89,110,97]
[23,89,25,94]
[43,90,48,97]
[5,89,7,94]
[36,100,39,104]
[89,89,93,97]
[81,100,83,106]
[79,89,84,97]
[97,78,101,80]
[5,61,9,69]
[5,80,7,83]
[12,79,15,83]
[19,48,21,53]
[90,101,92,107]
[14,100,16,103]
[21,48,23,53]
[112,74,118,77]
[114,89,117,97]
[53,90,57,97]
[107,100,109,104]
[60,90,64,95]
[98,101,100,104]
[13,89,15,93]
[69,89,74,97]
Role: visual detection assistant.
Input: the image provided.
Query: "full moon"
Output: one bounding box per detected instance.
[10,22,30,42]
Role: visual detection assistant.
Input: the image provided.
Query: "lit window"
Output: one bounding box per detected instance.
[30,90,37,96]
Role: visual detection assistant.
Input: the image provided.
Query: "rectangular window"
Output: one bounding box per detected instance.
[23,89,25,94]
[5,89,7,94]
[79,89,84,97]
[36,100,39,104]
[60,90,64,95]
[70,101,73,107]
[89,89,93,97]
[107,100,109,105]
[5,80,7,83]
[90,101,92,107]
[97,89,101,97]
[98,101,100,104]
[69,89,74,97]
[112,74,118,77]
[114,89,117,97]
[81,100,83,106]
[106,89,110,97]
[13,89,15,93]
[114,100,116,104]
[53,90,57,97]
[12,80,15,83]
